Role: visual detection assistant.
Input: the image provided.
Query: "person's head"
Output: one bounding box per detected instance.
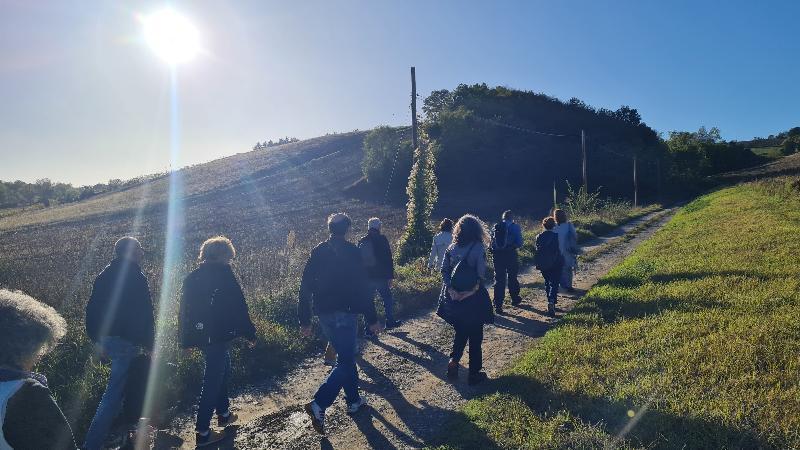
[502,210,514,222]
[453,214,490,246]
[327,212,352,237]
[0,289,67,371]
[439,218,454,233]
[542,217,556,230]
[114,237,144,264]
[367,217,382,233]
[198,236,236,264]
[554,209,568,225]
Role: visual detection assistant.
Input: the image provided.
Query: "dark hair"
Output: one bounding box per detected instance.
[542,217,556,230]
[439,218,454,233]
[554,209,568,224]
[327,212,352,236]
[453,214,490,246]
[114,236,142,258]
[502,210,513,221]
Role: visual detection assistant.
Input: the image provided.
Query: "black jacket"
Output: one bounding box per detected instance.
[179,262,257,349]
[85,259,155,349]
[298,236,378,326]
[0,368,77,450]
[358,230,395,280]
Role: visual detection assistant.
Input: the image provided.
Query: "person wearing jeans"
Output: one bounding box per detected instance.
[84,237,155,450]
[491,210,524,313]
[195,343,231,433]
[359,217,401,332]
[299,213,380,434]
[535,217,564,317]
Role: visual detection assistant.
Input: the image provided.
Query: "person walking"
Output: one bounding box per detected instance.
[84,237,155,450]
[428,218,454,271]
[553,209,579,292]
[535,217,564,317]
[300,213,381,434]
[358,217,402,333]
[180,236,257,447]
[491,210,524,313]
[0,289,76,450]
[437,215,493,385]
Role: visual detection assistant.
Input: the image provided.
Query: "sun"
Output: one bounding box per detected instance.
[142,8,200,65]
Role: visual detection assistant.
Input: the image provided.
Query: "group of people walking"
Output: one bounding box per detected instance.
[0,207,580,449]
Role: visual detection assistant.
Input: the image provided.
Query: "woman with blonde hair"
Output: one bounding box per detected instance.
[436,214,493,385]
[0,289,76,449]
[179,236,257,447]
[553,209,578,292]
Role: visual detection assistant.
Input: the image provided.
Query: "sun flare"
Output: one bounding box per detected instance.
[142,8,200,65]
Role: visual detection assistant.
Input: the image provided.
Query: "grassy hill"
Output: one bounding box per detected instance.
[431,178,800,449]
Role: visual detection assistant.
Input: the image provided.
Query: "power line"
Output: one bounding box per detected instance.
[471,115,580,138]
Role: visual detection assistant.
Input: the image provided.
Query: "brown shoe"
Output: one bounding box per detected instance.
[447,360,459,379]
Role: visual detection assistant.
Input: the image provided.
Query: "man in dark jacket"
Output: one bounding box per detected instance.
[84,237,155,450]
[299,213,380,434]
[491,210,524,313]
[358,217,401,333]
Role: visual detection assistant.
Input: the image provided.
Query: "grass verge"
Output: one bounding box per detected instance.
[430,179,800,449]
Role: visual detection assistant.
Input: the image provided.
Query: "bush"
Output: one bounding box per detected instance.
[361,126,413,193]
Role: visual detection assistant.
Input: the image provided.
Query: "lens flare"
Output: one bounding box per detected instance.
[142,8,200,65]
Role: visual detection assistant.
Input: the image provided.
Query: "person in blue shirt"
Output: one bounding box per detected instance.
[490,210,524,313]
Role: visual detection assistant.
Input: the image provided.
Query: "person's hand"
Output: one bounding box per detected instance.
[388,279,394,289]
[301,326,313,338]
[369,322,383,336]
[182,348,194,357]
[246,338,257,349]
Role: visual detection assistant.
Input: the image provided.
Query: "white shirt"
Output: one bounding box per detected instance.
[428,231,453,269]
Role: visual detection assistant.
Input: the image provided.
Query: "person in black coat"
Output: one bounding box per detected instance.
[357,217,401,334]
[179,236,256,448]
[84,237,154,450]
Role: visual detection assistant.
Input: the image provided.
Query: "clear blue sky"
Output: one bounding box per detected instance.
[2,0,798,185]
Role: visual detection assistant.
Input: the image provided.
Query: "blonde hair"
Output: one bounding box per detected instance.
[199,236,236,263]
[0,289,67,369]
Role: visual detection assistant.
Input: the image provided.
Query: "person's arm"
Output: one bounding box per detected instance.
[476,245,489,280]
[298,248,318,327]
[178,278,191,349]
[428,239,437,268]
[84,276,102,343]
[383,235,395,279]
[441,249,452,286]
[353,248,379,325]
[228,268,256,341]
[4,381,77,450]
[513,224,524,249]
[140,273,155,351]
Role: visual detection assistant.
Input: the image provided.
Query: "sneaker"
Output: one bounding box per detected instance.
[195,430,225,448]
[217,411,238,427]
[304,401,325,434]
[511,296,523,306]
[547,303,556,317]
[494,306,504,315]
[363,327,375,338]
[447,360,459,379]
[468,372,488,386]
[347,396,368,414]
[323,358,336,367]
[385,320,403,329]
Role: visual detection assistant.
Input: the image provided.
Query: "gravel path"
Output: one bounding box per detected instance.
[157,208,675,450]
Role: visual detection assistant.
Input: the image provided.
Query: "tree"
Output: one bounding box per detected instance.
[422,89,454,120]
[614,105,642,125]
[397,142,438,264]
[361,126,413,191]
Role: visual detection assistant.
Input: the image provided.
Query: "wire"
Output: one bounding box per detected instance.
[471,114,580,138]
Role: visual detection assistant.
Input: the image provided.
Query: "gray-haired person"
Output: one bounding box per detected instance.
[0,289,76,449]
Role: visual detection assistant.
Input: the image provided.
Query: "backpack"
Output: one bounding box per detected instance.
[492,222,508,252]
[450,243,480,292]
[535,231,563,271]
[359,238,377,268]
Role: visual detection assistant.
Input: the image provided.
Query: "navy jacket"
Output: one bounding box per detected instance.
[298,236,378,326]
[85,259,155,349]
[358,230,395,280]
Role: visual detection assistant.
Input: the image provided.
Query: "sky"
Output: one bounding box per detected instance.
[1,0,799,185]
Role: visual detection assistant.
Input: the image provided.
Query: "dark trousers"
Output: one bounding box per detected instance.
[195,343,231,432]
[493,250,521,307]
[541,266,561,305]
[450,323,484,375]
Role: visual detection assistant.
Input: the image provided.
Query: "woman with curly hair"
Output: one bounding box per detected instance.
[436,214,494,385]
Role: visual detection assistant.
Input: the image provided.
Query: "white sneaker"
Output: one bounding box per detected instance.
[347,396,368,414]
[304,401,325,434]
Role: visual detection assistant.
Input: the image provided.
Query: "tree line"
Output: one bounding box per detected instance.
[0,176,158,209]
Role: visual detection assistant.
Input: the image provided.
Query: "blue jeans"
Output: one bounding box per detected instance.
[85,336,140,450]
[371,279,395,324]
[195,342,231,432]
[314,312,360,409]
[542,267,561,305]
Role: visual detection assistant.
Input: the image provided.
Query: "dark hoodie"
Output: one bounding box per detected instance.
[0,368,76,450]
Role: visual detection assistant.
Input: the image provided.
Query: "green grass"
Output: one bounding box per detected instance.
[750,146,784,159]
[431,179,800,449]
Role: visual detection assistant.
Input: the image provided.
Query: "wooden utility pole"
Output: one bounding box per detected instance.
[411,67,418,150]
[581,129,587,190]
[656,157,662,203]
[633,154,639,207]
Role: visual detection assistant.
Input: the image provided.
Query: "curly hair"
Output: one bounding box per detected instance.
[0,289,67,369]
[452,214,490,246]
[439,218,454,233]
[199,236,236,263]
[542,217,556,230]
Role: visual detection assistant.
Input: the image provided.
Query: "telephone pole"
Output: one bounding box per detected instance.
[633,154,639,207]
[581,129,587,190]
[411,67,418,150]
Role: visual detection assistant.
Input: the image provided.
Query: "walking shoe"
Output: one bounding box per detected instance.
[217,411,238,427]
[547,303,556,317]
[468,372,488,386]
[494,306,504,315]
[364,327,375,338]
[323,358,336,366]
[347,396,368,414]
[195,430,225,448]
[304,401,325,434]
[511,298,522,307]
[447,360,459,379]
[385,320,403,329]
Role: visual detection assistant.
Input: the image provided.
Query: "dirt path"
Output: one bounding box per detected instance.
[159,208,675,450]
